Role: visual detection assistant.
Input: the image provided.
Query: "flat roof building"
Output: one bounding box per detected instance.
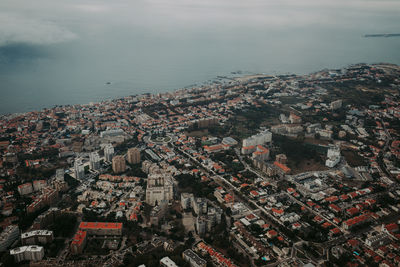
[79,222,123,236]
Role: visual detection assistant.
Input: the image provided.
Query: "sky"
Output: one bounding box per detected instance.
[0,0,399,114]
[1,0,399,49]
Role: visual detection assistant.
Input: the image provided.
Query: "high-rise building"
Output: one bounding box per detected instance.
[21,230,54,245]
[145,174,174,206]
[9,245,44,262]
[183,249,207,267]
[55,168,64,181]
[196,217,207,236]
[74,158,85,180]
[89,152,101,171]
[112,155,126,174]
[127,148,140,164]
[70,230,87,254]
[0,225,19,252]
[104,144,114,162]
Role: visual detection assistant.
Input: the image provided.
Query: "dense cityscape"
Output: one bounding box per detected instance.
[0,63,400,266]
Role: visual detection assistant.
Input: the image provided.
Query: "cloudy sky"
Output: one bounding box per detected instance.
[0,0,399,114]
[1,0,399,48]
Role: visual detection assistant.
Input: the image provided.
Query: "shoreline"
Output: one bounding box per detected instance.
[1,62,398,119]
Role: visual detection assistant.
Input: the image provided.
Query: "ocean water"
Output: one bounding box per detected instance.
[0,0,399,114]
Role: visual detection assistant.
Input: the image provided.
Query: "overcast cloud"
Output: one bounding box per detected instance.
[0,0,399,48]
[0,13,76,47]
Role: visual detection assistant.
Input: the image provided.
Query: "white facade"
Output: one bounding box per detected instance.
[10,245,44,263]
[181,193,194,210]
[242,130,272,148]
[74,158,85,179]
[160,256,178,267]
[18,183,33,196]
[326,147,341,168]
[33,180,46,192]
[330,99,343,110]
[56,168,64,181]
[89,152,101,171]
[104,144,114,162]
[196,217,207,236]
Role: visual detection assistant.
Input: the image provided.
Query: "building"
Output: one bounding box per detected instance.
[326,146,341,168]
[27,187,59,214]
[32,208,61,230]
[33,180,46,192]
[55,168,64,181]
[183,249,207,267]
[275,154,287,164]
[197,117,218,128]
[196,216,207,236]
[160,256,178,267]
[181,193,194,210]
[242,130,272,149]
[127,147,141,164]
[331,99,343,110]
[18,183,33,196]
[245,130,272,147]
[145,173,174,206]
[222,137,238,146]
[79,222,123,236]
[70,230,87,254]
[365,232,391,249]
[104,144,114,162]
[0,225,19,251]
[100,129,125,138]
[252,145,269,161]
[9,245,44,262]
[193,198,207,215]
[150,205,166,226]
[289,113,302,124]
[89,152,101,171]
[112,155,126,174]
[21,230,53,245]
[74,158,85,179]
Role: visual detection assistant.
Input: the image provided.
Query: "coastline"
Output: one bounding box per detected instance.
[1,62,399,118]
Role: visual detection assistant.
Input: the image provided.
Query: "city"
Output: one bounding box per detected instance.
[0,63,400,266]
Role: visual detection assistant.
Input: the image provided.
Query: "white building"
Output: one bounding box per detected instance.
[242,130,272,148]
[17,183,33,196]
[193,198,208,215]
[104,144,114,162]
[74,158,85,179]
[317,129,333,139]
[33,180,46,192]
[196,216,207,236]
[181,193,194,210]
[100,129,125,138]
[183,249,207,267]
[330,99,343,110]
[160,256,178,267]
[89,152,101,171]
[55,168,64,181]
[145,174,174,206]
[326,146,341,168]
[10,245,44,263]
[21,230,54,245]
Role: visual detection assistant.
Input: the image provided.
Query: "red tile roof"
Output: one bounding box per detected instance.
[79,222,122,230]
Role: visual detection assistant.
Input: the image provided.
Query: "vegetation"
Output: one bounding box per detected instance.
[175,174,214,198]
[50,213,77,237]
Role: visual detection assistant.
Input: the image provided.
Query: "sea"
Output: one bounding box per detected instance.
[0,0,400,114]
